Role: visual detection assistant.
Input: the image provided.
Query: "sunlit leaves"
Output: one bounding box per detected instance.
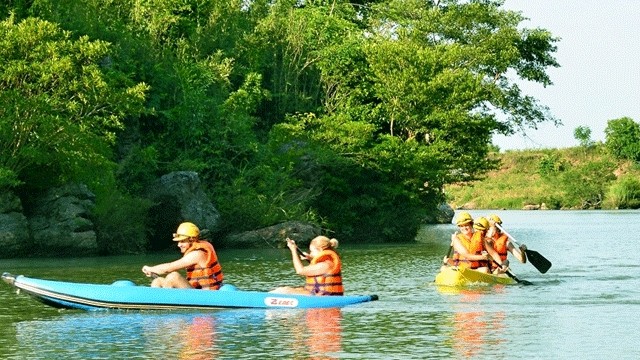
[0,16,148,188]
[605,117,640,162]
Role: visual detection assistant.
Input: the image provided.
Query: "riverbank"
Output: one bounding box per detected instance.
[445,145,640,210]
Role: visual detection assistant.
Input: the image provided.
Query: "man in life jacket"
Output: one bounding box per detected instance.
[445,212,505,273]
[142,222,224,289]
[270,235,344,296]
[486,214,527,274]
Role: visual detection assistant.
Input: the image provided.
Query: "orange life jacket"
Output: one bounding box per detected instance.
[492,233,509,262]
[450,231,487,269]
[304,249,344,296]
[185,241,224,290]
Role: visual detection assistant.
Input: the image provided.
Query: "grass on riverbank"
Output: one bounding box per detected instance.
[445,145,640,210]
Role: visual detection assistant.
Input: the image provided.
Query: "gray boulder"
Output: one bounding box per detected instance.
[28,184,97,256]
[424,203,455,224]
[0,191,30,257]
[222,221,321,248]
[146,171,221,249]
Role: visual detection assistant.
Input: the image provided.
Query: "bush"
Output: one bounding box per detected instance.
[213,162,318,235]
[115,145,159,196]
[605,175,640,209]
[0,167,21,189]
[538,152,565,176]
[93,191,153,255]
[557,160,616,209]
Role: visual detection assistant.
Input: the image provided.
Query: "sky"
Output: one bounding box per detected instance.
[492,0,640,150]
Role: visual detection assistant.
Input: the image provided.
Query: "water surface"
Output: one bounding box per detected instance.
[1,210,638,359]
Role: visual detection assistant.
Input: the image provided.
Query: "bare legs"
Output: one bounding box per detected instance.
[150,271,192,288]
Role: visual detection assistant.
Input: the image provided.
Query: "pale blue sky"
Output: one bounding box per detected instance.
[493,0,640,150]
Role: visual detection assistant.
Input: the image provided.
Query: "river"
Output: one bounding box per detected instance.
[1,210,638,359]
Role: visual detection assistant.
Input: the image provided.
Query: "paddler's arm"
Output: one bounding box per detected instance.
[508,241,527,263]
[483,238,506,268]
[142,252,203,277]
[286,238,306,274]
[286,238,332,276]
[451,234,486,261]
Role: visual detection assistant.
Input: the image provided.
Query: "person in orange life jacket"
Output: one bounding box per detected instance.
[444,212,505,273]
[269,235,344,296]
[142,222,224,290]
[485,214,527,274]
[442,211,476,268]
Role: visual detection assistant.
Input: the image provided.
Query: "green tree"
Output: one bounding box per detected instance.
[0,16,148,190]
[558,160,616,209]
[265,0,560,241]
[27,0,298,236]
[605,117,640,162]
[574,125,594,148]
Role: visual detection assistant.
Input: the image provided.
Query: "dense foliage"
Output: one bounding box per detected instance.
[605,117,640,162]
[1,0,562,250]
[0,15,148,190]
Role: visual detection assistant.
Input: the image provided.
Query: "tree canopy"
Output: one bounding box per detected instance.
[0,15,148,189]
[1,0,560,247]
[605,117,640,162]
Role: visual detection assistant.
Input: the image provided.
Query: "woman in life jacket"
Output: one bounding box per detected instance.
[486,214,527,274]
[142,222,224,290]
[270,236,344,296]
[444,212,505,274]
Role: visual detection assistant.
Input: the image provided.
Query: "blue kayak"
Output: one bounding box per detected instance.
[2,272,378,311]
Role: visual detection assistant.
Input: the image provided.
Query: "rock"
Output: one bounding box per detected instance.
[459,202,477,210]
[424,203,455,224]
[0,190,23,213]
[222,221,321,248]
[0,192,30,257]
[146,171,221,249]
[28,184,98,256]
[522,204,540,210]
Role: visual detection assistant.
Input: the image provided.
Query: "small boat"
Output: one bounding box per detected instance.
[2,272,378,311]
[434,266,517,287]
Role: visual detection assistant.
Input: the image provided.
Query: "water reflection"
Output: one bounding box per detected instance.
[13,310,262,359]
[178,316,218,360]
[12,307,343,359]
[305,308,342,359]
[265,308,343,360]
[440,287,508,359]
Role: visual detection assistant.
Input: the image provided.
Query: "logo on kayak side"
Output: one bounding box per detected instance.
[264,297,299,307]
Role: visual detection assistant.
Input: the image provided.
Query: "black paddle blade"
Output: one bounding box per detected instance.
[526,249,552,274]
[505,270,533,286]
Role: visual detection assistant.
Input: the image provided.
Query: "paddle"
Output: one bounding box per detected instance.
[501,266,533,286]
[295,246,309,261]
[287,238,310,263]
[496,223,552,274]
[484,258,533,285]
[443,242,453,264]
